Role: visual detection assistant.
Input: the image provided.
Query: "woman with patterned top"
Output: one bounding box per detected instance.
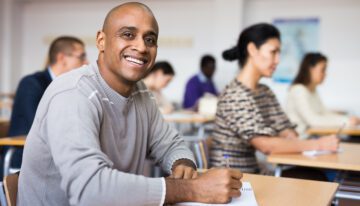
[210,23,339,176]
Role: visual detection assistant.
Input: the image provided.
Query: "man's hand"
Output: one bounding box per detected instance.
[170,159,197,179]
[192,168,243,203]
[165,168,243,204]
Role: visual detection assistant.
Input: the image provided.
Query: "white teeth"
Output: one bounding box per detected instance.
[125,56,144,65]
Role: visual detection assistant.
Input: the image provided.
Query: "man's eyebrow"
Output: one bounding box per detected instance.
[116,26,158,37]
[145,30,158,38]
[117,26,137,33]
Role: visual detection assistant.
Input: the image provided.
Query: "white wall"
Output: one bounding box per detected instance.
[1,0,359,114]
[0,0,23,92]
[14,0,244,104]
[244,0,360,115]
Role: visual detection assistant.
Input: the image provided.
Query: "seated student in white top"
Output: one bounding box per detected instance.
[286,52,360,137]
[143,61,175,114]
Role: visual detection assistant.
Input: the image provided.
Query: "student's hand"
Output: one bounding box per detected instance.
[170,159,197,179]
[349,116,360,126]
[317,135,339,151]
[192,168,243,204]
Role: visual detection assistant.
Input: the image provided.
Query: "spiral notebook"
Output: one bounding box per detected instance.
[175,182,258,206]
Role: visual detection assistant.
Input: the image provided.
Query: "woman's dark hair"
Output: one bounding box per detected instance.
[148,61,175,76]
[222,23,280,67]
[292,52,327,86]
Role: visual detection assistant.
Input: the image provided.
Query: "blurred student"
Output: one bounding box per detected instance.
[286,52,360,137]
[4,36,87,174]
[143,61,175,114]
[210,23,338,178]
[9,36,88,137]
[183,55,218,109]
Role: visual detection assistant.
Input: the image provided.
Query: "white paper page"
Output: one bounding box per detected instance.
[163,113,197,120]
[174,182,258,206]
[302,148,343,156]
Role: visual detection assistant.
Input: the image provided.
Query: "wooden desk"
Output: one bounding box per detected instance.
[0,118,9,124]
[307,126,360,136]
[0,136,26,146]
[163,112,215,124]
[267,143,360,172]
[267,143,360,202]
[243,173,338,206]
[0,136,26,176]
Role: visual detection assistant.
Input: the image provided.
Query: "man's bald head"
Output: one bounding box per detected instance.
[102,2,158,34]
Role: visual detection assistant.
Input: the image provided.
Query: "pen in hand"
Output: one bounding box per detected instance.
[336,123,346,138]
[224,154,230,168]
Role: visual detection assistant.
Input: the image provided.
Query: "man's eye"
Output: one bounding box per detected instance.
[122,32,134,39]
[145,37,157,46]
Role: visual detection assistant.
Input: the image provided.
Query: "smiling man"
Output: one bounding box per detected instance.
[17,2,242,206]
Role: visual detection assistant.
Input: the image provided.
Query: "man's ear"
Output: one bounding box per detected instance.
[247,42,257,57]
[56,52,66,65]
[96,30,106,52]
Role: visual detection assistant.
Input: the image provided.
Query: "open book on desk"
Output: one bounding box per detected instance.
[302,148,343,156]
[174,182,258,206]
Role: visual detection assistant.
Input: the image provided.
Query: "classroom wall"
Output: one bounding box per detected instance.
[0,0,23,93]
[1,0,359,115]
[244,0,360,115]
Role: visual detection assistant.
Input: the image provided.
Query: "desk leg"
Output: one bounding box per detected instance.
[3,147,15,177]
[274,165,282,177]
[197,124,205,139]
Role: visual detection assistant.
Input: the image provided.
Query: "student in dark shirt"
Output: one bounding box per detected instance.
[5,36,87,172]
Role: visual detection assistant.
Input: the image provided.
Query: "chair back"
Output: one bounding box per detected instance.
[3,172,19,206]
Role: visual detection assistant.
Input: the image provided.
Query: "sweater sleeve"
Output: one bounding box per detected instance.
[45,90,164,206]
[288,85,348,127]
[147,97,196,174]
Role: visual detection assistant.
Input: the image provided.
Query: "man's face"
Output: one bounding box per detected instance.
[63,43,88,73]
[202,61,215,79]
[99,6,158,86]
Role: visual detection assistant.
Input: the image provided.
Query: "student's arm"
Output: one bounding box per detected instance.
[278,128,298,139]
[250,135,339,154]
[165,168,243,204]
[147,93,197,178]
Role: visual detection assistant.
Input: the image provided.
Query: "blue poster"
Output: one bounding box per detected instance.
[273,18,319,83]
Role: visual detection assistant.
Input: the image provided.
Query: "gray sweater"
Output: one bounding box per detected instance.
[17,63,195,206]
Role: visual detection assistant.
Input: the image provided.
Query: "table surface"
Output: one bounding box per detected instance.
[307,126,360,136]
[163,112,215,124]
[267,143,360,171]
[0,118,9,124]
[0,136,26,146]
[243,173,338,206]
